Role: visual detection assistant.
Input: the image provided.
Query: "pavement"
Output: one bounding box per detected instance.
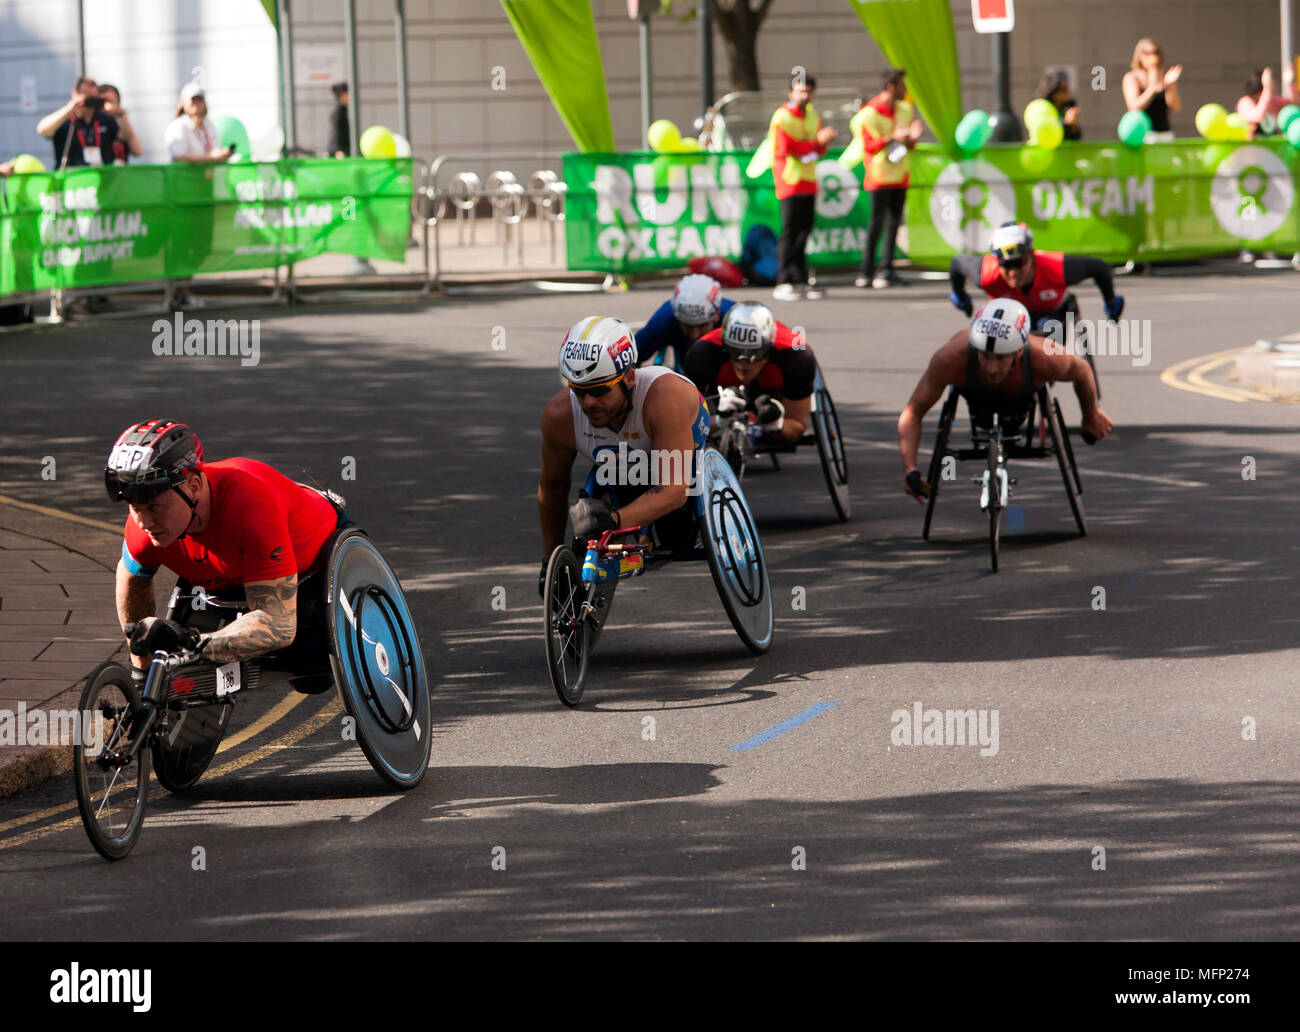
[0,497,128,796]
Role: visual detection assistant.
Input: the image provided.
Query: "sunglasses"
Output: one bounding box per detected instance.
[998,257,1026,270]
[726,351,766,365]
[105,467,173,505]
[568,373,625,398]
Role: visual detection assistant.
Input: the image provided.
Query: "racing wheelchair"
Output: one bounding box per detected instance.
[919,384,1093,572]
[541,445,773,707]
[711,365,850,522]
[73,522,432,861]
[1032,294,1101,400]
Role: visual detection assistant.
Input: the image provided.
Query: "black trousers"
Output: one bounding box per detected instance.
[777,194,816,286]
[862,186,906,277]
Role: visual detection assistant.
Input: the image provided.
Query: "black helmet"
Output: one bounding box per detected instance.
[105,420,204,504]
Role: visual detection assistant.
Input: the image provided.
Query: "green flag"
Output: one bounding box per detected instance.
[846,0,963,149]
[502,0,616,153]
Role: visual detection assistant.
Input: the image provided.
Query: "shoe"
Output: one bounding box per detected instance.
[771,283,800,302]
[803,285,825,300]
[854,276,870,288]
[871,275,890,289]
[172,290,203,309]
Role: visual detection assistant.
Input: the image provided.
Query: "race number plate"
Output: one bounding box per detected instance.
[215,661,241,697]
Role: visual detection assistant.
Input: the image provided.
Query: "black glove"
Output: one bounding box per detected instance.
[905,470,930,498]
[754,395,785,432]
[950,290,973,317]
[538,560,549,599]
[569,497,619,540]
[126,617,199,657]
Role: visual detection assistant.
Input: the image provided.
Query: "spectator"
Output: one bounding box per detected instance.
[36,76,120,169]
[97,84,142,164]
[770,71,837,302]
[163,83,232,164]
[164,84,231,309]
[1038,69,1081,141]
[327,82,350,157]
[1237,66,1299,138]
[0,160,12,177]
[855,68,921,290]
[1122,38,1181,141]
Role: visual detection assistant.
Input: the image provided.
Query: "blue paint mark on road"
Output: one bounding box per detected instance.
[1006,507,1025,533]
[729,701,840,751]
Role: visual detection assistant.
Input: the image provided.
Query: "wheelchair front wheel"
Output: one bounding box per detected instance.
[544,546,589,707]
[74,662,150,861]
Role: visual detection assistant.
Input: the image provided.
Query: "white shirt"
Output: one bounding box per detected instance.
[164,115,218,160]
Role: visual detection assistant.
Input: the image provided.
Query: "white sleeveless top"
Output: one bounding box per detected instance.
[569,366,693,464]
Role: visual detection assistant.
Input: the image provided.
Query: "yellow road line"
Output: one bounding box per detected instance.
[0,696,337,848]
[216,691,307,754]
[0,493,121,534]
[1160,348,1268,403]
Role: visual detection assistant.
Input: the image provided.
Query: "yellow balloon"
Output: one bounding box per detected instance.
[1031,118,1064,149]
[1195,103,1229,141]
[647,119,681,153]
[12,153,46,174]
[746,133,775,177]
[359,125,396,158]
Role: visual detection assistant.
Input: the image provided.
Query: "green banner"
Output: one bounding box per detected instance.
[0,158,412,296]
[501,0,616,153]
[563,141,1300,273]
[846,0,963,149]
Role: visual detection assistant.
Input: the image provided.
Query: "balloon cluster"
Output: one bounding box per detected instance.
[1023,99,1063,148]
[359,125,413,159]
[647,119,701,154]
[1193,104,1248,142]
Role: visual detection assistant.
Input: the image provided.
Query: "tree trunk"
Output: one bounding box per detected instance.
[713,0,773,93]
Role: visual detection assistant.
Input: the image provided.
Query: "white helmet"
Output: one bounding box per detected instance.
[558,315,638,387]
[989,221,1034,264]
[671,274,722,326]
[970,300,1030,355]
[721,302,777,360]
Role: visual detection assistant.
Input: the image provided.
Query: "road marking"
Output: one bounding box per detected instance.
[729,701,839,751]
[1077,468,1208,488]
[1161,348,1270,403]
[217,691,307,753]
[0,493,121,534]
[0,697,340,850]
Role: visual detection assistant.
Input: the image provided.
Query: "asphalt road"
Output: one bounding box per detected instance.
[1,268,1298,940]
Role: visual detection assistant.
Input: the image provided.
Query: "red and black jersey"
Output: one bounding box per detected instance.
[978,250,1070,314]
[685,320,817,400]
[122,458,338,591]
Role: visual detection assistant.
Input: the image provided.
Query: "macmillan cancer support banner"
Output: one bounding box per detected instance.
[563,140,1300,274]
[0,157,413,297]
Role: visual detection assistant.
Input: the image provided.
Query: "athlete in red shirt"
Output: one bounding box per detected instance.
[948,222,1125,327]
[682,301,816,443]
[106,420,342,668]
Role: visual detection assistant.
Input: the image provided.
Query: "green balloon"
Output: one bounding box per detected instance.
[212,114,251,157]
[955,109,992,154]
[1117,109,1151,148]
[1280,104,1300,133]
[1287,118,1300,149]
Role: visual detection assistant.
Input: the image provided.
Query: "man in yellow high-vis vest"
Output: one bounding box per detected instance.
[770,71,837,302]
[856,68,921,289]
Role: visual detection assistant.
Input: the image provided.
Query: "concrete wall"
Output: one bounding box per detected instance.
[1,0,1289,172]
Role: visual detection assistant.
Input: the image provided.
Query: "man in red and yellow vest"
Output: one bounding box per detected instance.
[856,68,921,289]
[770,71,837,302]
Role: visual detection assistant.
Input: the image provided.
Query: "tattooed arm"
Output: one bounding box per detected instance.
[200,575,298,663]
[116,558,158,669]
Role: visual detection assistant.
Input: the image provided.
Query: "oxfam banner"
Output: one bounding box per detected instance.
[564,151,874,273]
[563,141,1300,273]
[0,158,412,296]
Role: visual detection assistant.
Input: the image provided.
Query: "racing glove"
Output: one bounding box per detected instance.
[950,290,974,317]
[1103,295,1124,321]
[126,617,200,657]
[569,497,619,540]
[755,395,785,433]
[905,469,931,498]
[716,386,748,418]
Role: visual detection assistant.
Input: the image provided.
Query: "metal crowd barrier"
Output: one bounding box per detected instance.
[423,151,576,293]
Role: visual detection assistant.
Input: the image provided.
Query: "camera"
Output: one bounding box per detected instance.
[84,95,105,111]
